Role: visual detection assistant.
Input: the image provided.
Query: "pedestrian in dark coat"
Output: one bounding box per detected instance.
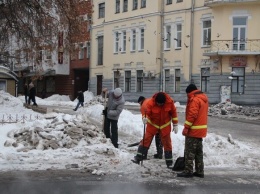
[73,91,84,111]
[102,88,125,148]
[24,84,28,104]
[28,82,37,106]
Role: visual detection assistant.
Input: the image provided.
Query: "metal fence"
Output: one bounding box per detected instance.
[0,114,42,125]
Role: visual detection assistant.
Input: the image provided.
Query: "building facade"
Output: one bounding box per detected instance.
[89,0,260,105]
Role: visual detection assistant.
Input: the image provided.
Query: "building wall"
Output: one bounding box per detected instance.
[89,0,260,105]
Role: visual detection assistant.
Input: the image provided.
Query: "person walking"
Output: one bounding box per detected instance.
[102,88,125,148]
[138,96,163,159]
[132,92,178,168]
[28,82,37,106]
[73,91,84,111]
[177,84,208,178]
[24,83,28,104]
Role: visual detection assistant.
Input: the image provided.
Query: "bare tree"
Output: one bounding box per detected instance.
[0,0,92,69]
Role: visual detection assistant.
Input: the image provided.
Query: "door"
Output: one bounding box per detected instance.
[97,75,103,95]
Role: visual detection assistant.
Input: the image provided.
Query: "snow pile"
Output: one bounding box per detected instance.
[209,102,260,120]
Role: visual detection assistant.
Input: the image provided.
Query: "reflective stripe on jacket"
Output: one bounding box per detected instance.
[184,90,208,138]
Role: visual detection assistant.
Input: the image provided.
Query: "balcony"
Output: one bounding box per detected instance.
[203,39,260,56]
[204,0,260,7]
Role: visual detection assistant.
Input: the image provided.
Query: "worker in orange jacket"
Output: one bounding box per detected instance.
[177,84,208,178]
[132,92,178,167]
[138,96,163,159]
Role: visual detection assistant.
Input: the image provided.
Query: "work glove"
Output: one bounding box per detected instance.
[182,127,189,136]
[142,117,148,124]
[172,124,178,134]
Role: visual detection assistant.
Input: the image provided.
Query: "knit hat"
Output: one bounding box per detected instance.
[114,88,122,97]
[138,96,145,103]
[186,84,197,93]
[155,92,166,104]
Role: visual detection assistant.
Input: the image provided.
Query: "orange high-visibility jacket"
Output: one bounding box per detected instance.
[145,92,178,137]
[184,90,208,138]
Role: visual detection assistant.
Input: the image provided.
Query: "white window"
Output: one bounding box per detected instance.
[121,31,126,52]
[138,28,145,51]
[233,17,247,51]
[78,43,84,59]
[175,24,182,49]
[114,32,120,53]
[202,20,211,47]
[131,29,136,51]
[164,25,171,50]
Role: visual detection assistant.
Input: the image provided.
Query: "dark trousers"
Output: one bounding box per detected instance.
[28,95,37,105]
[25,95,28,104]
[74,101,84,111]
[104,118,118,148]
[184,136,204,174]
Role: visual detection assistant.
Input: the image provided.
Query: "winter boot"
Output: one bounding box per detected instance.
[177,171,193,178]
[131,145,148,164]
[153,153,163,159]
[164,151,173,168]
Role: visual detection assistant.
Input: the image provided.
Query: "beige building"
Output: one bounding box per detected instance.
[89,0,260,105]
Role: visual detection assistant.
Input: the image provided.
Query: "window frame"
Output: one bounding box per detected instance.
[130,29,137,51]
[125,70,131,92]
[202,20,211,47]
[78,43,84,60]
[115,0,120,13]
[164,25,171,50]
[166,0,172,5]
[232,17,247,51]
[164,69,170,93]
[138,28,145,51]
[175,69,181,93]
[99,3,105,18]
[97,36,104,65]
[231,67,245,94]
[133,0,138,10]
[201,67,210,93]
[123,0,128,12]
[141,0,146,8]
[136,70,143,92]
[175,23,182,49]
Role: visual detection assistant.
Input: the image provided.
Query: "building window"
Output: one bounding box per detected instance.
[99,3,105,18]
[141,0,146,8]
[97,36,103,65]
[114,32,120,53]
[131,29,136,51]
[125,70,131,92]
[121,31,126,52]
[133,0,138,10]
[114,71,120,88]
[36,50,42,62]
[201,68,210,93]
[202,20,211,47]
[175,23,182,49]
[87,42,90,58]
[165,25,171,50]
[78,43,84,60]
[0,80,6,92]
[231,67,245,94]
[166,0,172,5]
[123,0,128,12]
[164,69,170,93]
[136,70,143,92]
[115,0,120,13]
[233,17,247,51]
[176,0,183,3]
[138,28,145,51]
[45,49,51,60]
[175,69,180,92]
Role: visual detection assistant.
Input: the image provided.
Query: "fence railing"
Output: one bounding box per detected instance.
[0,114,42,125]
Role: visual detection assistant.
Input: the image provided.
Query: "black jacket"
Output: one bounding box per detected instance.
[77,92,84,102]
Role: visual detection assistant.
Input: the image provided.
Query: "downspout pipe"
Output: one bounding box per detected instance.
[189,0,195,83]
[160,0,164,91]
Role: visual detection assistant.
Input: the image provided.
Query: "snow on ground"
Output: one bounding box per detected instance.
[0,90,259,181]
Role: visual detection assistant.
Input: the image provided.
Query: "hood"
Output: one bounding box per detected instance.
[188,90,208,104]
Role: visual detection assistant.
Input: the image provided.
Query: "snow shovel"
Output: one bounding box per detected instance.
[127,141,140,147]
